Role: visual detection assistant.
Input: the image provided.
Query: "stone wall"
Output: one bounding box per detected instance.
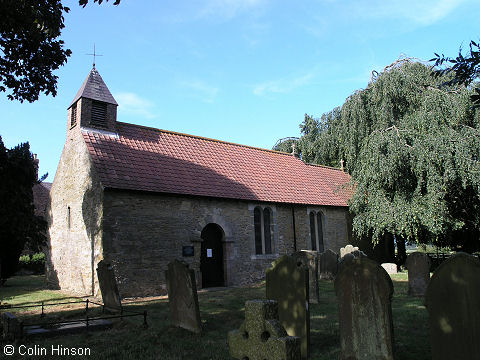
[46,125,104,296]
[101,189,351,297]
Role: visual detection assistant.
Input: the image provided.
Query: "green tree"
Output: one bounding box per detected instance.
[272,137,298,153]
[432,40,480,107]
[0,136,47,283]
[297,59,480,253]
[0,0,119,103]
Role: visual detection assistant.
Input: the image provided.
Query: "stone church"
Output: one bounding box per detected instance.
[46,67,353,297]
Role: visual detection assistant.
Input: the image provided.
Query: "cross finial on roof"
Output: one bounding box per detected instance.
[86,44,103,68]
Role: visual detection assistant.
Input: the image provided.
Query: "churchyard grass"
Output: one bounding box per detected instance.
[1,273,430,359]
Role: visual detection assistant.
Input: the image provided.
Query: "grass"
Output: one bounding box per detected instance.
[0,273,431,359]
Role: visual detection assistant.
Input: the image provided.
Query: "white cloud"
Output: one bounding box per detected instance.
[253,72,314,96]
[356,0,467,26]
[180,80,219,103]
[115,92,157,119]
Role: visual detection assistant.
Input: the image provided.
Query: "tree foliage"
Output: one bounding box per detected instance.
[0,0,120,103]
[431,40,480,107]
[272,137,297,153]
[0,137,47,281]
[296,60,480,251]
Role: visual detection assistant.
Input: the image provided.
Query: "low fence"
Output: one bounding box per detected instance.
[1,299,147,339]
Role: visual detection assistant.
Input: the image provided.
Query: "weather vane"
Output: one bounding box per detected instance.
[86,44,103,68]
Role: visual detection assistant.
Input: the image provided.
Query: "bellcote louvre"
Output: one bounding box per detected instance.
[67,67,118,133]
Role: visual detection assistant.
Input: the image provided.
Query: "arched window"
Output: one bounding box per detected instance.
[309,210,325,252]
[317,212,324,252]
[254,207,262,254]
[253,206,274,255]
[263,208,272,254]
[310,211,317,250]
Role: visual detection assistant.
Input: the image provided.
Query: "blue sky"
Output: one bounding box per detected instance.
[1,0,479,180]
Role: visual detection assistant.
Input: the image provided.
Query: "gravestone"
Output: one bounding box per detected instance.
[96,260,122,313]
[381,263,398,274]
[165,259,202,333]
[339,244,359,258]
[405,252,431,297]
[228,300,301,360]
[319,249,338,280]
[338,248,367,272]
[335,257,395,360]
[425,253,480,360]
[292,250,319,303]
[1,312,22,340]
[266,255,309,359]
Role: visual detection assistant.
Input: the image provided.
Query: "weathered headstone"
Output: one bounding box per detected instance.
[319,249,338,280]
[96,260,122,313]
[338,248,367,272]
[228,300,301,360]
[266,255,309,359]
[292,250,319,303]
[339,244,359,258]
[405,252,431,297]
[335,257,395,360]
[381,263,398,274]
[1,312,22,340]
[425,253,480,360]
[165,259,202,333]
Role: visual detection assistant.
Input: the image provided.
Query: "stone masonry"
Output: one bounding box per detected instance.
[100,190,351,297]
[47,124,104,296]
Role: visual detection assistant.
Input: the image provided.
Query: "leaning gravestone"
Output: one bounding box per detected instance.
[165,259,202,333]
[381,263,398,274]
[266,255,309,359]
[292,250,319,303]
[228,300,301,360]
[1,312,22,340]
[335,257,395,360]
[405,252,431,297]
[319,249,338,280]
[96,260,122,313]
[425,253,480,360]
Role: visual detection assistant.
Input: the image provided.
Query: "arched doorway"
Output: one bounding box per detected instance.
[200,223,225,288]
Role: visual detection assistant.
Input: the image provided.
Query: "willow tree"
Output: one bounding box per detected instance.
[297,59,480,254]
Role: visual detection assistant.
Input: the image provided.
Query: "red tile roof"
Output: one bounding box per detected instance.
[82,122,352,206]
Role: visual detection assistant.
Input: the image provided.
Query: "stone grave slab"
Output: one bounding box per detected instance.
[266,255,309,359]
[425,253,480,360]
[335,257,395,360]
[228,300,301,360]
[405,252,431,297]
[24,319,112,338]
[96,260,122,313]
[381,263,398,274]
[165,259,202,333]
[319,249,338,280]
[292,250,319,303]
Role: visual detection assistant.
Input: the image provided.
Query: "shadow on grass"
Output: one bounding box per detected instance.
[0,274,432,360]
